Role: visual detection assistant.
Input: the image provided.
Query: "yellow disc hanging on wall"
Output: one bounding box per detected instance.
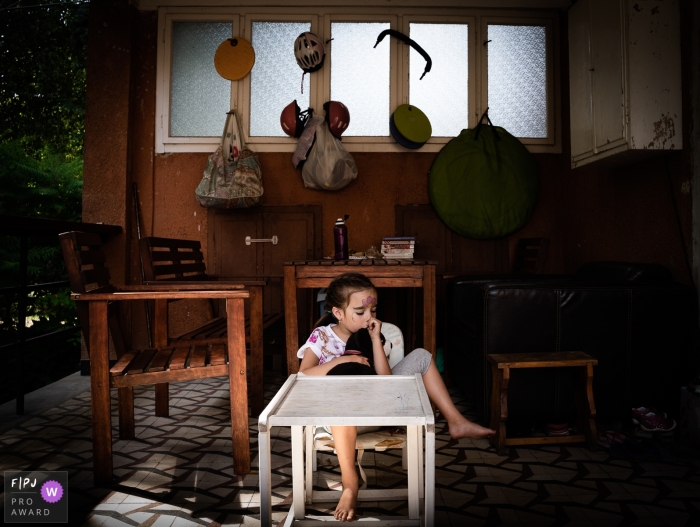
[214,37,256,81]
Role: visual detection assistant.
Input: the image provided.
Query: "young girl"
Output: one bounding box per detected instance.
[298,272,495,522]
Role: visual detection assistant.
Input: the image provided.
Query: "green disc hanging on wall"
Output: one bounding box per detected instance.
[428,114,539,239]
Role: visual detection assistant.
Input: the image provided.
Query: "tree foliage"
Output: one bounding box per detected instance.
[0,0,89,158]
[0,141,83,316]
[0,1,88,402]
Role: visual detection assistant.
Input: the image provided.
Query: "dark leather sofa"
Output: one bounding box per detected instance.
[446,263,697,429]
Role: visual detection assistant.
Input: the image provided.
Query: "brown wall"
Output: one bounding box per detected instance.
[121,8,565,282]
[82,3,694,347]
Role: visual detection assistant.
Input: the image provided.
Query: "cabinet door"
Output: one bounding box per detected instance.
[590,0,625,151]
[208,206,322,317]
[262,209,319,316]
[568,0,594,160]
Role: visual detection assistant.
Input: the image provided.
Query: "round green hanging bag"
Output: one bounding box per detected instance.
[428,116,539,239]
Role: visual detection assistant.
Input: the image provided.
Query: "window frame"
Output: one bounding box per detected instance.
[155,6,561,154]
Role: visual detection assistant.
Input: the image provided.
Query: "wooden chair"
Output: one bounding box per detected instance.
[59,231,251,483]
[139,236,275,413]
[512,237,549,274]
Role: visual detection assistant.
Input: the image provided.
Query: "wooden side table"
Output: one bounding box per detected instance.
[283,260,436,375]
[487,351,598,455]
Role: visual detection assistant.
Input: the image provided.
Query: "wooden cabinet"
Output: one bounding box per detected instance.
[207,206,322,318]
[568,0,682,169]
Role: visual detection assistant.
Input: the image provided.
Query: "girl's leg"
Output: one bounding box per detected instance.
[392,349,495,440]
[330,425,359,521]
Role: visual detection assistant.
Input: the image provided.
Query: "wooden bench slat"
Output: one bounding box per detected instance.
[152,262,206,275]
[146,237,202,250]
[150,252,204,263]
[190,345,208,368]
[148,347,175,372]
[110,352,137,376]
[210,344,226,365]
[169,346,191,370]
[126,349,158,374]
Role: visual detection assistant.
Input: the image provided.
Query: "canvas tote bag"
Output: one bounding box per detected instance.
[196,110,263,209]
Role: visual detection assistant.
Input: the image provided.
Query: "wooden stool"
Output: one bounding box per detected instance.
[487,351,598,455]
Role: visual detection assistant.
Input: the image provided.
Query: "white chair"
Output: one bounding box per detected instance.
[304,323,425,503]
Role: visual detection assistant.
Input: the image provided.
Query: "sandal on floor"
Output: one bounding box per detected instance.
[635,411,676,432]
[631,406,667,425]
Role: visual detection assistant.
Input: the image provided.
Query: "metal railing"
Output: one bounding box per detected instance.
[0,214,121,414]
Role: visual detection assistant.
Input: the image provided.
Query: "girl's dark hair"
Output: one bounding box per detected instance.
[314,272,376,327]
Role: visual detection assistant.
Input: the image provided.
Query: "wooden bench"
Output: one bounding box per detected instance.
[60,231,252,483]
[487,351,598,455]
[139,236,279,413]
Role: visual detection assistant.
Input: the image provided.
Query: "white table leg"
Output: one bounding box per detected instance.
[259,430,272,527]
[418,427,424,500]
[424,428,435,527]
[305,426,314,505]
[291,425,305,520]
[407,425,419,520]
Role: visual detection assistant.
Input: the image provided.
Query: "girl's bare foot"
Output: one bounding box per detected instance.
[335,486,358,522]
[448,416,496,439]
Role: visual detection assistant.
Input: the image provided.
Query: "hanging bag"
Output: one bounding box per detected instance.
[301,121,358,190]
[196,110,263,209]
[428,109,539,239]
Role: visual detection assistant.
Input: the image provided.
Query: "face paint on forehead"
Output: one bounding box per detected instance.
[362,295,377,307]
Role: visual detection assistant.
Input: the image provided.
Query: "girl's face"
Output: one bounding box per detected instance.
[333,288,378,334]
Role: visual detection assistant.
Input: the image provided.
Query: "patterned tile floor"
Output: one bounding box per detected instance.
[1,371,699,527]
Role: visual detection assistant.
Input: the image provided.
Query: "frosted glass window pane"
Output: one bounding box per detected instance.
[487,25,547,138]
[331,22,390,136]
[409,23,468,138]
[171,22,232,137]
[251,22,311,137]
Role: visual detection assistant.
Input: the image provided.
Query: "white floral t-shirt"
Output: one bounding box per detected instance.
[297,325,347,365]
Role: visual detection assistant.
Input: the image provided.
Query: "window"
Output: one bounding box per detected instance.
[156,7,560,154]
[408,23,469,138]
[487,25,547,138]
[170,22,232,137]
[330,22,391,137]
[249,21,311,137]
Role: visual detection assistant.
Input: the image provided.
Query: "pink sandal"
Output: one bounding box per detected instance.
[632,408,676,432]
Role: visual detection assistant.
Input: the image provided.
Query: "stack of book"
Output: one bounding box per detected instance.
[381,236,415,259]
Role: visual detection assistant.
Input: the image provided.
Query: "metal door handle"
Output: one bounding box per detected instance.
[245,235,278,245]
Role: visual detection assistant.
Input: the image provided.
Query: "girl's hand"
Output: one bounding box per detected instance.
[367,317,382,342]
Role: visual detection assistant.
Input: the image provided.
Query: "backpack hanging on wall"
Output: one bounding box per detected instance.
[196,109,263,209]
[428,110,539,239]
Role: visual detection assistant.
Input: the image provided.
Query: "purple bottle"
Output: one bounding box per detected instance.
[334,216,349,260]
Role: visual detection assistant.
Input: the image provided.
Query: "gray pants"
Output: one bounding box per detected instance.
[323,348,434,436]
[391,347,432,376]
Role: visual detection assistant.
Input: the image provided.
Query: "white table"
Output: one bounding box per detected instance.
[258,374,435,526]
